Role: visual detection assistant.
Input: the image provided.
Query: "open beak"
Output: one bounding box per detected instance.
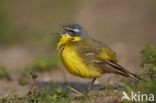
[51,24,67,35]
[52,24,72,35]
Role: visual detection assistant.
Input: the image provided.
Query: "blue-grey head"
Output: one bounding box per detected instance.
[58,24,88,38]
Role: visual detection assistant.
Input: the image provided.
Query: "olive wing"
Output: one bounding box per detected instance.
[73,38,141,80]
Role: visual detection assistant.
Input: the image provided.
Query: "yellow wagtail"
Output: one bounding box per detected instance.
[55,24,141,89]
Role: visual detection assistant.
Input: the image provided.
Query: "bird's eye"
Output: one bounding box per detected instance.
[66,30,74,35]
[66,30,74,33]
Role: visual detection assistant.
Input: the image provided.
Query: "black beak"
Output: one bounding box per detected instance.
[51,32,65,35]
[51,24,67,35]
[52,24,73,35]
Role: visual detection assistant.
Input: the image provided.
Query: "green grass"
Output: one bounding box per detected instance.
[1,73,73,103]
[122,45,156,103]
[0,66,11,80]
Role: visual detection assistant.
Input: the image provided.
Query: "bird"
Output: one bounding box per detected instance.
[54,23,141,89]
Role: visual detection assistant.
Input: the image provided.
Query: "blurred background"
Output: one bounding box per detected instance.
[0,0,156,97]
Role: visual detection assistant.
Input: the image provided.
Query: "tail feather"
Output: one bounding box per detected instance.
[105,60,142,81]
[128,73,142,81]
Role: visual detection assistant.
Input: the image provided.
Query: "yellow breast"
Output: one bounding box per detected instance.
[61,47,102,78]
[59,42,102,78]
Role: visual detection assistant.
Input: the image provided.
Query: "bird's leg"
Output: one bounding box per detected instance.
[88,78,96,91]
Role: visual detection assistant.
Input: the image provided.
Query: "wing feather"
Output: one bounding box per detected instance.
[73,38,141,80]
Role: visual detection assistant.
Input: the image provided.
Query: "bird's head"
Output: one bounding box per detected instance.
[54,24,88,38]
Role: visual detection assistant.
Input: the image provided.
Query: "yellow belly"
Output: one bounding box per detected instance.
[61,46,102,78]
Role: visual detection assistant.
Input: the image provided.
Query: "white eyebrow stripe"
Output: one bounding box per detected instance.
[73,29,80,32]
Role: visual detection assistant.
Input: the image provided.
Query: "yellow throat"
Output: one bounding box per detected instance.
[57,34,81,53]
